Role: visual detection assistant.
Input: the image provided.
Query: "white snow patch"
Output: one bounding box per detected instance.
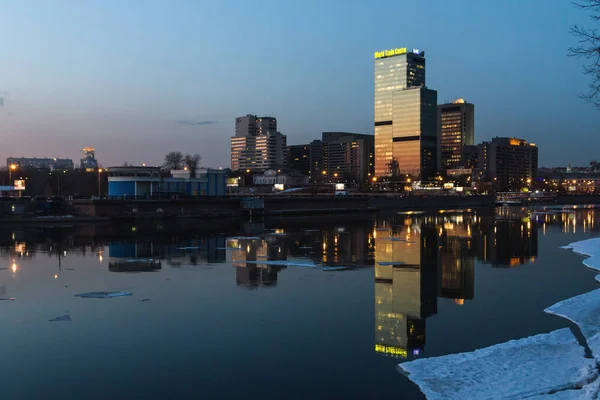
[399,328,596,400]
[561,238,600,273]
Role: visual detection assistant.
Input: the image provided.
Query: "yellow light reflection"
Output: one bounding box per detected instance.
[11,262,17,273]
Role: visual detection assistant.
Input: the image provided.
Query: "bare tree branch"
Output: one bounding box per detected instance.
[570,1,600,109]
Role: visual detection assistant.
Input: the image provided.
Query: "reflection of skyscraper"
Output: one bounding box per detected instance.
[231,237,285,288]
[374,221,438,358]
[438,236,475,301]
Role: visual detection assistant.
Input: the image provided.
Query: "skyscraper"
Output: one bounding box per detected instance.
[231,115,286,172]
[287,140,323,181]
[81,147,98,171]
[374,47,438,179]
[438,99,475,171]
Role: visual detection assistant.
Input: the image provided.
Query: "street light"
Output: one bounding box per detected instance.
[8,164,16,187]
[98,168,103,196]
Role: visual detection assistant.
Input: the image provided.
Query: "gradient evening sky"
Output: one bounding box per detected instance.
[0,0,598,168]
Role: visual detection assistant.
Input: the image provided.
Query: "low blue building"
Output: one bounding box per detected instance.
[107,166,226,197]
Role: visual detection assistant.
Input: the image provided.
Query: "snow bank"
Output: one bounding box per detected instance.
[561,238,600,273]
[399,328,596,400]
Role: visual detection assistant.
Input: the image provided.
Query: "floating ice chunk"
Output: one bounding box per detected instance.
[138,299,150,302]
[176,246,201,250]
[399,328,597,400]
[545,289,600,360]
[545,289,600,332]
[49,314,71,322]
[379,238,415,243]
[377,261,405,267]
[74,291,133,299]
[244,260,316,268]
[561,238,600,273]
[322,266,352,271]
[230,236,261,240]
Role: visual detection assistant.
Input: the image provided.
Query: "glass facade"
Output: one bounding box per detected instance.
[438,101,475,171]
[374,50,435,179]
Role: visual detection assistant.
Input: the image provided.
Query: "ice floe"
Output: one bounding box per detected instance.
[377,261,405,267]
[399,328,597,400]
[49,314,72,322]
[244,260,316,268]
[74,291,133,299]
[545,289,600,360]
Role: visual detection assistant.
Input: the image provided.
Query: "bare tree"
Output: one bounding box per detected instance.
[387,158,400,179]
[184,153,201,178]
[570,0,600,108]
[164,151,184,170]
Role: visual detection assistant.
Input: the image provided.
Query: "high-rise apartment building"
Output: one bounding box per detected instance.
[438,99,475,171]
[287,140,323,181]
[231,115,286,172]
[374,47,438,179]
[477,137,538,191]
[322,132,374,183]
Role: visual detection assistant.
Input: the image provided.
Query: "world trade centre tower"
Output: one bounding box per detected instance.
[374,47,438,180]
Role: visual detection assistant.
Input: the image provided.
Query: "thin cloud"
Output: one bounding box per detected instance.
[175,119,218,126]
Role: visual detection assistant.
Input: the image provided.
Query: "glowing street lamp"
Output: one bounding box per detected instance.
[8,164,16,186]
[98,168,103,196]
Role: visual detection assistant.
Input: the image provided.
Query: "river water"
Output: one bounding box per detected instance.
[0,207,598,399]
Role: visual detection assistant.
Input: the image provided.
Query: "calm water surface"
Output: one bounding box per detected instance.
[1,207,599,399]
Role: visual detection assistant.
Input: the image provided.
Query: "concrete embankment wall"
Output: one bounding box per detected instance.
[369,195,494,210]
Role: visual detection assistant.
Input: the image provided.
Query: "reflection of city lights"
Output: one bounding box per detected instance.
[454,299,465,306]
[54,274,58,279]
[99,255,103,262]
[11,262,17,273]
[246,245,250,253]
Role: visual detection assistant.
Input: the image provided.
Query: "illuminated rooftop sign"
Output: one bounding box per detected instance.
[374,47,424,59]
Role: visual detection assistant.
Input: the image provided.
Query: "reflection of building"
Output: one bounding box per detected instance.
[374,47,438,179]
[108,241,162,272]
[438,99,475,171]
[439,236,475,301]
[108,236,226,271]
[374,223,438,358]
[477,220,538,267]
[231,237,285,288]
[322,132,374,183]
[231,115,287,172]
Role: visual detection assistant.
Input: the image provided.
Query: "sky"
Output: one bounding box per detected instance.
[0,0,598,168]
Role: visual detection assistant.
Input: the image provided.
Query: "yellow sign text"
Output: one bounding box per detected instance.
[374,47,407,59]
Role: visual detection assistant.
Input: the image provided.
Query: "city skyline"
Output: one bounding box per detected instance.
[0,1,597,168]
